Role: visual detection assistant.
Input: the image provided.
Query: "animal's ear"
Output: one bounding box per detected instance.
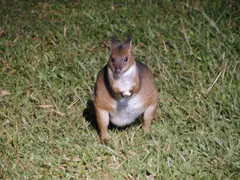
[110,37,119,50]
[123,37,132,50]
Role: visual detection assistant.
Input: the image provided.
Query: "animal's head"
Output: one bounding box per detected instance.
[108,37,135,76]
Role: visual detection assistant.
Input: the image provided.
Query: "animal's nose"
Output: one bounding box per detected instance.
[115,68,122,74]
[114,64,122,74]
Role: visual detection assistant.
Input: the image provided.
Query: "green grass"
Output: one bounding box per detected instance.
[0,0,239,179]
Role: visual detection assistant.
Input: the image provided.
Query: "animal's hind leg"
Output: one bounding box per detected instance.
[96,108,109,144]
[143,103,157,132]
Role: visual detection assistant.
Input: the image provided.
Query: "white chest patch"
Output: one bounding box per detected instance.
[109,95,145,127]
[109,65,137,93]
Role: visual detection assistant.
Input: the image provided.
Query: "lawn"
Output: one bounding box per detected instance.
[0,0,239,179]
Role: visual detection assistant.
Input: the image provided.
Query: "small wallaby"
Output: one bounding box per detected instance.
[94,37,158,143]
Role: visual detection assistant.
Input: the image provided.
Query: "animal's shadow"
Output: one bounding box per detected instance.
[82,99,143,134]
[82,99,99,132]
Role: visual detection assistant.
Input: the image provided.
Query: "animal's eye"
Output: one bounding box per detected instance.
[124,57,128,62]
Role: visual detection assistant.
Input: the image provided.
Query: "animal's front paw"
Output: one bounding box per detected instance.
[121,91,132,98]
